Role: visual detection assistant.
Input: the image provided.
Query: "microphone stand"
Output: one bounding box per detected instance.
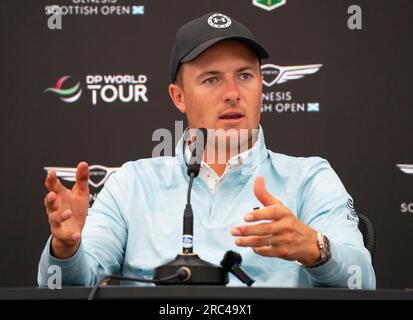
[153,128,254,286]
[153,128,228,285]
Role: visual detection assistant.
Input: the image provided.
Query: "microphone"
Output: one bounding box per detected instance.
[183,128,207,254]
[187,127,207,177]
[153,128,228,285]
[151,128,256,286]
[220,251,255,287]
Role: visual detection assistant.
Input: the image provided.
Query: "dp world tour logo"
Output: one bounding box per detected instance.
[44,76,82,103]
[44,164,119,188]
[253,0,286,11]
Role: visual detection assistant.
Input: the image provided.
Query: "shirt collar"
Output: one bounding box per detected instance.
[183,137,252,168]
[176,125,269,178]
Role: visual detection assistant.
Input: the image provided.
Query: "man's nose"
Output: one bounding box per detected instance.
[223,78,240,105]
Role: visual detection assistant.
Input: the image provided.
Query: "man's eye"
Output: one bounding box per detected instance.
[240,73,252,80]
[203,77,218,85]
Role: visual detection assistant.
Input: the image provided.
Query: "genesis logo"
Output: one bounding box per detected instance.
[261,63,322,114]
[397,164,413,174]
[252,0,286,11]
[397,164,413,214]
[44,164,119,188]
[346,198,359,223]
[44,76,82,103]
[261,64,322,87]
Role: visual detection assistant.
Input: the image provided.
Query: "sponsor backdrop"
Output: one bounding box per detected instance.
[0,0,412,288]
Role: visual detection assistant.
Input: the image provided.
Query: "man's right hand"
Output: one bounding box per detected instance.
[44,162,89,259]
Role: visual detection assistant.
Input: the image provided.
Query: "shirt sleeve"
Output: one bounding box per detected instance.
[37,163,131,287]
[297,157,376,289]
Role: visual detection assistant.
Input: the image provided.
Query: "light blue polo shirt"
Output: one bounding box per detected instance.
[37,126,376,288]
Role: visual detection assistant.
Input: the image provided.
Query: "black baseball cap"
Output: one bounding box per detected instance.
[170,12,269,83]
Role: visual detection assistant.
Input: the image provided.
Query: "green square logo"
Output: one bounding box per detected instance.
[253,0,286,11]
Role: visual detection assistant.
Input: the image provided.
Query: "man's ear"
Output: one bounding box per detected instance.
[169,83,186,113]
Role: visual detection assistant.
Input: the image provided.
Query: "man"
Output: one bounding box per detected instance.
[38,12,375,288]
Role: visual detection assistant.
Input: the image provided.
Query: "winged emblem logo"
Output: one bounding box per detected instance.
[44,164,120,188]
[261,64,323,87]
[397,164,413,175]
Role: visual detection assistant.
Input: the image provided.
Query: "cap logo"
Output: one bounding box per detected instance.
[207,13,232,28]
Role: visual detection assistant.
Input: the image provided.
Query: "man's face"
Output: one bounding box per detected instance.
[169,40,262,136]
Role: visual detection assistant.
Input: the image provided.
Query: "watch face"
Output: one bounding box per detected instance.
[323,235,331,258]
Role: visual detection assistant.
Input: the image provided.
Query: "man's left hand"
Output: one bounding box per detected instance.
[231,176,321,266]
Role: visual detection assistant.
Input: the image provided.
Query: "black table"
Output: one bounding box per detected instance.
[1,286,412,300]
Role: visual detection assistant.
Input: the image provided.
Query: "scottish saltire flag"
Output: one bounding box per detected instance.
[307,102,320,112]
